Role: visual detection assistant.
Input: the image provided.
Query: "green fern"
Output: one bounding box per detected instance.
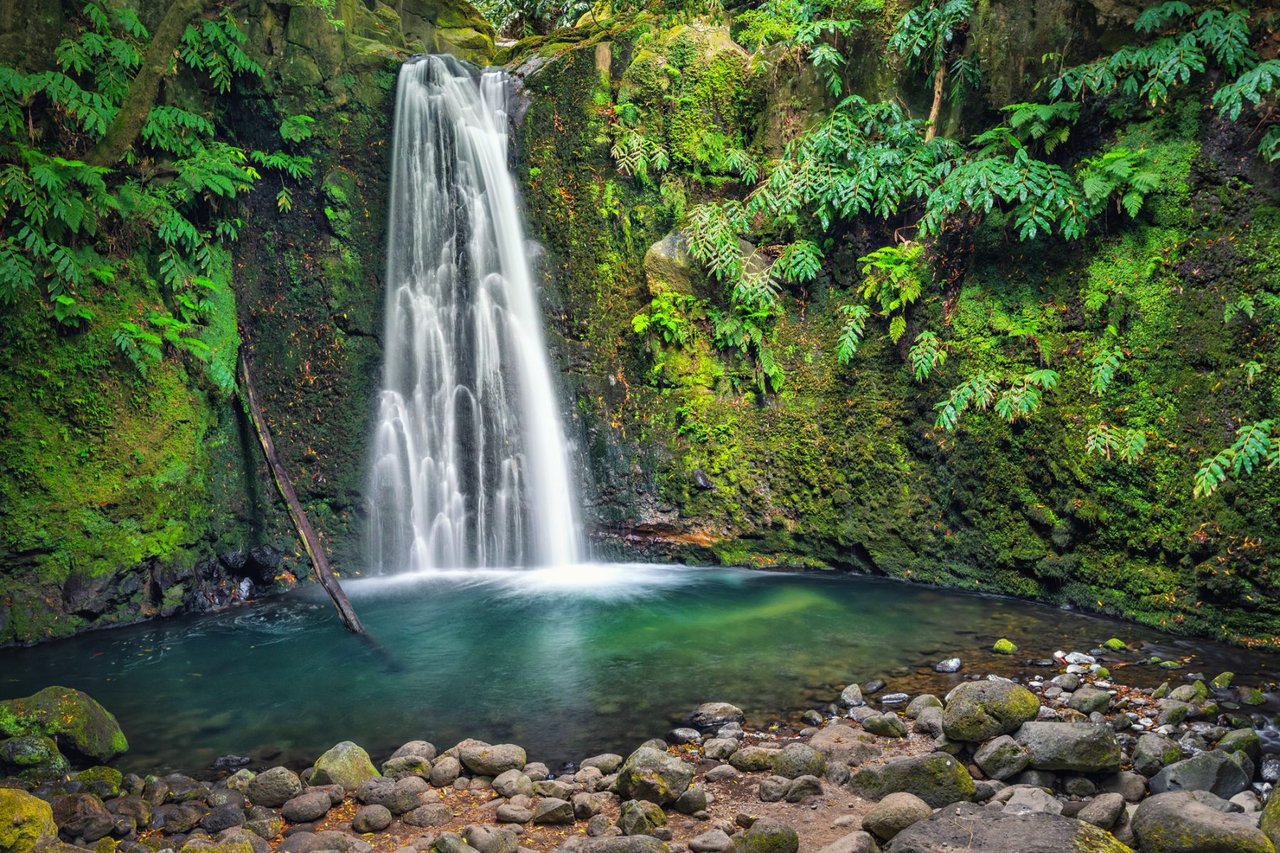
[1194,420,1277,498]
[908,330,946,382]
[1089,345,1125,396]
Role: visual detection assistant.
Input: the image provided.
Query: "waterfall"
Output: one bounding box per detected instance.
[366,55,583,573]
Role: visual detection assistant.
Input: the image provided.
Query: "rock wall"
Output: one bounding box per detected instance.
[0,0,494,644]
[510,7,1280,646]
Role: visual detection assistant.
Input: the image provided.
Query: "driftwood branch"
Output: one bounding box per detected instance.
[238,350,367,637]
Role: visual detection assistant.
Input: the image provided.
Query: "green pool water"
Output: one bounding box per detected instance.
[2,565,1274,775]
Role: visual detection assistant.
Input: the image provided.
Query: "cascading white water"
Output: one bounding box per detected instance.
[366,55,582,573]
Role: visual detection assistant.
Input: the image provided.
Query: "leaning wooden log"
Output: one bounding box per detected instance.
[238,350,367,637]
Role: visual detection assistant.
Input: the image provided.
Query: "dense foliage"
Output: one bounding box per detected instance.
[0,1,313,393]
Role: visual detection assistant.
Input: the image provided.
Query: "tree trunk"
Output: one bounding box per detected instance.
[238,352,368,637]
[925,61,947,142]
[87,0,212,168]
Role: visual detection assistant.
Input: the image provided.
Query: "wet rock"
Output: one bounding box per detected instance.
[771,743,826,779]
[1218,728,1262,761]
[849,752,975,808]
[52,793,115,842]
[282,791,332,823]
[0,736,70,784]
[202,804,247,833]
[943,681,1040,743]
[1149,750,1251,799]
[0,789,57,853]
[863,680,887,695]
[993,639,1018,655]
[310,742,380,791]
[459,743,526,777]
[935,659,962,673]
[1134,791,1273,853]
[352,804,392,833]
[863,792,932,841]
[732,817,798,853]
[668,728,702,746]
[149,802,206,833]
[840,685,865,708]
[533,797,574,824]
[884,802,1130,853]
[617,799,665,835]
[1014,722,1122,773]
[881,693,910,706]
[691,703,745,731]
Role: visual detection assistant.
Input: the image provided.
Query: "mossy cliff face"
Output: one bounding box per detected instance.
[0,0,494,644]
[513,11,1280,646]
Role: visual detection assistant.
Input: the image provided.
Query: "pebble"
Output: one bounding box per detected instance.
[880,693,909,705]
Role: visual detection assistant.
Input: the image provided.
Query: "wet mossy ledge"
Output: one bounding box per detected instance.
[0,0,495,646]
[507,8,1280,650]
[7,640,1280,853]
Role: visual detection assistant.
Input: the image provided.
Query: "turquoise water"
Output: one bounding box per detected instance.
[1,565,1274,775]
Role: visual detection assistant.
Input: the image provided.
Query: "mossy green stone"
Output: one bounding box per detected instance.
[1212,672,1235,689]
[942,680,1040,742]
[0,687,127,763]
[1103,638,1127,651]
[1242,687,1267,706]
[0,789,57,853]
[850,752,976,808]
[310,741,380,790]
[75,766,124,798]
[993,638,1017,654]
[1263,781,1280,849]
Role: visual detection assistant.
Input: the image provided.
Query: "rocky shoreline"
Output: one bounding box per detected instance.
[3,637,1280,853]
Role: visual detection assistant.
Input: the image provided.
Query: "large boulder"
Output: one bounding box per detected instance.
[1014,722,1122,773]
[0,687,128,762]
[0,789,57,853]
[690,703,744,731]
[863,792,933,841]
[310,741,380,790]
[459,743,527,776]
[884,802,1131,852]
[1133,791,1275,852]
[617,747,694,805]
[942,681,1040,743]
[849,753,975,808]
[1149,751,1252,799]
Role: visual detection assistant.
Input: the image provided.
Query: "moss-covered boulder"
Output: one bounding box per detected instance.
[0,788,57,853]
[1015,722,1122,773]
[884,802,1131,853]
[732,818,799,853]
[850,752,976,808]
[0,735,69,782]
[73,766,123,798]
[0,687,127,763]
[1138,791,1275,853]
[616,747,694,805]
[310,741,379,791]
[942,681,1040,743]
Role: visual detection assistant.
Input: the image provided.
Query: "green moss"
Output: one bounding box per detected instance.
[0,789,56,853]
[0,687,128,762]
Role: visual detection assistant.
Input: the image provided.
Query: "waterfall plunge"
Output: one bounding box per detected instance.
[367,56,582,573]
